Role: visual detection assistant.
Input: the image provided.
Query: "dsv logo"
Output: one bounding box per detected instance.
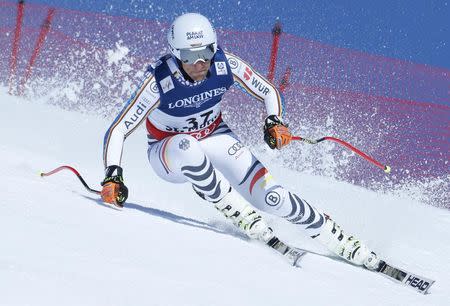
[227,142,244,156]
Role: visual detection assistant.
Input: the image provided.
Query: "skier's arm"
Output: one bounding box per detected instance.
[224,51,284,118]
[101,71,160,207]
[103,71,160,168]
[224,51,292,149]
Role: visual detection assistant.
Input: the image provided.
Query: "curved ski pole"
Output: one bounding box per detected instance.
[40,165,101,195]
[292,136,391,173]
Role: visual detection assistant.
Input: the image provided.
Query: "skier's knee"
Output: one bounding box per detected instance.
[248,185,290,216]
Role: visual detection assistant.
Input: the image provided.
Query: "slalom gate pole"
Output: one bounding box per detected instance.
[19,8,55,95]
[292,136,391,173]
[267,20,282,82]
[279,66,291,93]
[40,165,101,195]
[8,0,25,95]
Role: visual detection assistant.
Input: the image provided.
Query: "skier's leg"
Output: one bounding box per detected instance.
[213,188,275,242]
[201,128,380,269]
[200,130,323,232]
[147,134,273,241]
[147,134,229,201]
[315,217,380,269]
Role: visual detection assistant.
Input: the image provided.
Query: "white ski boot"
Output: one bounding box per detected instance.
[214,189,274,243]
[315,217,381,270]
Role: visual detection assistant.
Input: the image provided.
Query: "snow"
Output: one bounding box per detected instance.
[0,87,449,306]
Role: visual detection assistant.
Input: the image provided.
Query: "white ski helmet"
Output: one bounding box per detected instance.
[168,13,218,64]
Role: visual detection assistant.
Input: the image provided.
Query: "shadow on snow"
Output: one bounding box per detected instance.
[81,194,249,241]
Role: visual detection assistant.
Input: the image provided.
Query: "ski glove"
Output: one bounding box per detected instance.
[101,165,128,207]
[263,115,292,150]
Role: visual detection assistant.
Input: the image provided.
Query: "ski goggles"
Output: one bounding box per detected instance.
[179,44,215,64]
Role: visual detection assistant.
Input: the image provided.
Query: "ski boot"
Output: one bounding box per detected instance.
[214,189,274,243]
[315,216,382,270]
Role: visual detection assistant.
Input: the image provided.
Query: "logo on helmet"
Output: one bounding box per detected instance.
[186,31,204,40]
[170,25,175,39]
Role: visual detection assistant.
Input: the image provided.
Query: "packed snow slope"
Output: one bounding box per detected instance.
[1,88,449,306]
[2,1,449,204]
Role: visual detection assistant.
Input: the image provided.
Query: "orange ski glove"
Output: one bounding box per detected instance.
[263,115,292,150]
[101,165,128,207]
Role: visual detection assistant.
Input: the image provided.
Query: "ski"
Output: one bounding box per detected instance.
[375,260,435,295]
[266,236,435,294]
[266,236,308,266]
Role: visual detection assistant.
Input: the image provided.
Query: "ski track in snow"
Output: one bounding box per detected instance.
[0,88,449,306]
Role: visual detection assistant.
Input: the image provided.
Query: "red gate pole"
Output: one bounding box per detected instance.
[267,20,282,83]
[279,66,291,93]
[18,8,55,96]
[8,0,25,95]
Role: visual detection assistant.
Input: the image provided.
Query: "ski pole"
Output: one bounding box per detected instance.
[40,165,101,194]
[292,136,391,173]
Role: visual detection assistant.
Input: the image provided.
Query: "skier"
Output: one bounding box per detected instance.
[101,13,380,270]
